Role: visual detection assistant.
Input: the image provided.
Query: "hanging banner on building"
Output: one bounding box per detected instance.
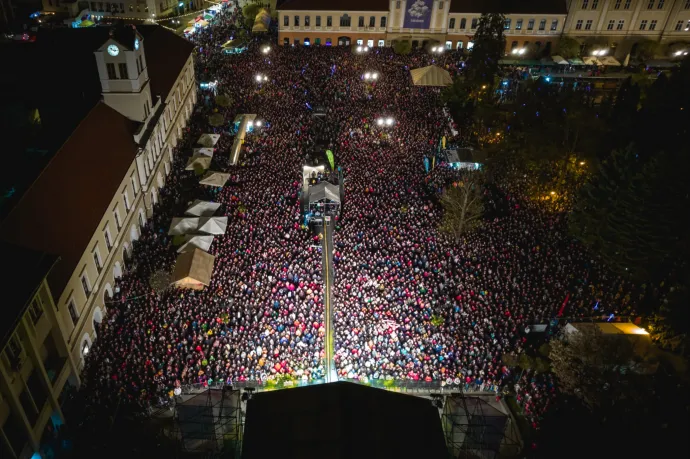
[404,0,433,29]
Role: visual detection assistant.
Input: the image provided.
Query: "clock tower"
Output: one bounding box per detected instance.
[94,27,153,123]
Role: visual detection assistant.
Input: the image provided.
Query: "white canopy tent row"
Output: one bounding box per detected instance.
[199,170,231,187]
[197,216,228,235]
[197,133,221,147]
[177,235,215,253]
[185,199,221,217]
[193,148,215,157]
[168,217,200,235]
[185,155,213,171]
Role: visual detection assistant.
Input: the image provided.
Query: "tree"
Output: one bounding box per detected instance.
[243,3,260,23]
[556,36,581,59]
[209,113,225,127]
[466,13,506,86]
[634,39,660,61]
[549,325,639,409]
[439,173,484,241]
[392,39,412,55]
[215,94,232,108]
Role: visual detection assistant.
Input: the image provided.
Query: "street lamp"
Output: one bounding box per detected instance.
[255,120,262,127]
[255,74,268,83]
[363,72,379,81]
[356,45,369,53]
[376,117,394,126]
[592,49,608,56]
[262,46,271,54]
[511,48,526,55]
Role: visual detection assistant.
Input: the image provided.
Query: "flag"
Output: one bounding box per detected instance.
[432,155,436,170]
[423,157,430,173]
[442,136,446,149]
[326,150,335,170]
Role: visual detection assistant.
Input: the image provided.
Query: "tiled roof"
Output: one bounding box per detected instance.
[138,26,194,101]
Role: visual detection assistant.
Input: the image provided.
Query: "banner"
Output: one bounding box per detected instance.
[403,0,433,29]
[442,136,446,149]
[423,156,430,173]
[326,150,335,170]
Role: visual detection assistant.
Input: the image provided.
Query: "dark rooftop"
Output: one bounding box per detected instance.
[242,382,447,459]
[279,0,390,11]
[449,0,567,14]
[0,102,139,302]
[0,241,58,350]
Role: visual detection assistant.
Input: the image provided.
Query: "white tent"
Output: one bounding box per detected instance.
[172,248,215,290]
[177,235,215,253]
[197,133,221,147]
[598,56,621,66]
[185,155,212,171]
[193,148,215,157]
[410,65,453,87]
[309,182,340,204]
[197,216,228,235]
[199,170,231,187]
[551,55,569,65]
[168,217,200,235]
[583,56,603,66]
[185,199,221,217]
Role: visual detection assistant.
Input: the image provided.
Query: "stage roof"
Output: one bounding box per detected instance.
[242,382,447,459]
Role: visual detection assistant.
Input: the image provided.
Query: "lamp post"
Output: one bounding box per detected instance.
[356,45,369,53]
[376,117,395,127]
[255,74,269,84]
[363,72,379,82]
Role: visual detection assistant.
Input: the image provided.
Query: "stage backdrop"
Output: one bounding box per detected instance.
[403,0,433,29]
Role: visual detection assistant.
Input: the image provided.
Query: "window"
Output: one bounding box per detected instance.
[131,175,138,196]
[585,19,593,30]
[106,63,116,80]
[118,63,128,80]
[676,20,683,31]
[449,18,455,29]
[640,20,648,30]
[649,19,657,30]
[551,20,558,31]
[283,15,288,26]
[81,274,91,298]
[326,38,332,45]
[687,19,690,30]
[527,19,534,30]
[439,1,443,8]
[608,20,615,30]
[136,59,140,75]
[582,0,588,8]
[327,16,332,27]
[576,19,583,30]
[305,15,310,27]
[686,0,690,8]
[367,39,374,47]
[104,226,112,250]
[139,211,145,229]
[467,41,474,50]
[68,300,79,326]
[356,39,363,45]
[358,16,364,27]
[120,2,123,12]
[515,19,522,30]
[369,16,375,27]
[647,0,654,8]
[539,19,546,30]
[340,14,350,27]
[114,208,122,231]
[396,0,400,9]
[592,0,598,8]
[93,248,102,273]
[6,334,22,361]
[138,55,143,73]
[123,189,130,212]
[284,37,289,45]
[617,19,625,30]
[614,0,621,9]
[456,41,463,49]
[657,0,664,8]
[316,16,321,27]
[471,18,478,29]
[294,16,299,27]
[378,39,385,46]
[29,297,43,324]
[460,18,466,29]
[445,40,452,49]
[381,16,386,27]
[624,0,631,8]
[504,18,511,29]
[511,40,518,49]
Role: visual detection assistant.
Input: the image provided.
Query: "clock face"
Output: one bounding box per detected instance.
[134,38,140,50]
[107,44,119,56]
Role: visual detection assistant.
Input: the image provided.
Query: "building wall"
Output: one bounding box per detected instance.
[42,0,177,18]
[278,9,390,46]
[0,280,76,459]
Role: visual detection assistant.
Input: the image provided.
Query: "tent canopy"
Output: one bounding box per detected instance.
[410,65,453,87]
[197,133,220,147]
[172,248,215,290]
[168,217,200,235]
[550,55,569,65]
[185,200,221,217]
[568,57,585,65]
[193,148,214,157]
[309,182,340,204]
[583,56,602,66]
[252,8,271,33]
[185,155,212,171]
[598,56,621,66]
[199,170,230,187]
[197,216,228,235]
[177,235,215,253]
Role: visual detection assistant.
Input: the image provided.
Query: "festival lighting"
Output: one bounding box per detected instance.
[356,45,369,53]
[511,48,526,55]
[579,161,586,165]
[673,50,688,56]
[431,46,443,53]
[255,74,268,83]
[385,117,394,126]
[363,72,379,81]
[255,120,262,127]
[377,118,384,126]
[591,49,608,56]
[262,46,271,54]
[550,191,556,195]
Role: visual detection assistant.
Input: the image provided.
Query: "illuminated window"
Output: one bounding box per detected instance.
[467,41,474,50]
[445,40,452,49]
[551,20,558,31]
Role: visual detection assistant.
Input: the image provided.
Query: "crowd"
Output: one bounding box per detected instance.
[78,3,647,412]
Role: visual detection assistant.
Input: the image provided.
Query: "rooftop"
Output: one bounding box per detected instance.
[0,102,139,301]
[0,242,58,350]
[279,0,390,12]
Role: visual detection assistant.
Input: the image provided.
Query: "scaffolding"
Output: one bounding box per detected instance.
[172,387,244,458]
[441,393,522,459]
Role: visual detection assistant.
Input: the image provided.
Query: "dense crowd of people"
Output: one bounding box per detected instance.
[78,3,647,412]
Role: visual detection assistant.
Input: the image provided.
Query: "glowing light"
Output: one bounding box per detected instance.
[256,120,262,127]
[356,46,362,52]
[550,191,556,195]
[364,72,371,79]
[579,161,585,165]
[363,46,369,51]
[385,117,394,126]
[481,85,487,89]
[377,118,384,126]
[372,72,378,79]
[262,46,271,54]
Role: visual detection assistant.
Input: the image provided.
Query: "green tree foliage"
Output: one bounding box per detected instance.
[556,36,581,59]
[392,39,412,55]
[466,13,506,86]
[439,174,484,241]
[209,113,225,127]
[215,94,232,107]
